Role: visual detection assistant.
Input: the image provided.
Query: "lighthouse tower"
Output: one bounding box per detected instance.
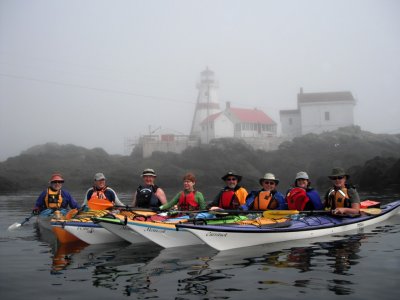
[190,68,221,139]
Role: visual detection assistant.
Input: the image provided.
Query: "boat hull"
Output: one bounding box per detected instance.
[177,201,400,251]
[126,220,203,248]
[55,221,125,244]
[96,219,150,244]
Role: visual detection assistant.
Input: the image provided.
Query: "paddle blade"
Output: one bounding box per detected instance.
[8,222,21,231]
[263,210,299,218]
[360,208,381,215]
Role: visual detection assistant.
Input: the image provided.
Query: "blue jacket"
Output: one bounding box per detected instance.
[35,189,80,211]
[241,189,287,210]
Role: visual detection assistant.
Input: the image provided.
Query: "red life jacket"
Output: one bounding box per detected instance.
[286,187,310,210]
[219,190,240,209]
[178,191,199,211]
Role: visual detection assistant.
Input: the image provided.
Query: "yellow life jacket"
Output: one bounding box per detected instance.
[253,191,273,210]
[326,187,350,209]
[45,188,63,209]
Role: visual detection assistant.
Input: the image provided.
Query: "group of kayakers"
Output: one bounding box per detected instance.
[33,167,360,216]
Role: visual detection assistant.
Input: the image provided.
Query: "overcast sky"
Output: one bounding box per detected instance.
[1,0,399,161]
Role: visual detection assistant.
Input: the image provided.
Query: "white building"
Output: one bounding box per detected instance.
[280,88,356,137]
[200,102,277,144]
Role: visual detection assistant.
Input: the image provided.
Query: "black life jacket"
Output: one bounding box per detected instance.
[136,185,160,208]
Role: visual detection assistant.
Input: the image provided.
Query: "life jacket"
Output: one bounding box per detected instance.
[253,191,273,210]
[136,185,160,208]
[286,187,310,211]
[219,189,240,209]
[88,186,113,210]
[44,188,63,209]
[178,191,199,211]
[326,187,350,209]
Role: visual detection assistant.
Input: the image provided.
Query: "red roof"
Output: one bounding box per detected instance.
[229,107,275,124]
[201,107,276,125]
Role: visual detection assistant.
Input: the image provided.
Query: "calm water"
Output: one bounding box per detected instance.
[1,193,400,300]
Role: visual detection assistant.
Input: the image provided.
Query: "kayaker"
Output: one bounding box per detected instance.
[32,173,80,213]
[82,173,125,210]
[324,167,360,215]
[285,171,323,210]
[207,171,248,210]
[241,173,286,211]
[131,168,167,209]
[159,172,206,211]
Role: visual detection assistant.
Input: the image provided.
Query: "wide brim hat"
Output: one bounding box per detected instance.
[221,171,242,182]
[328,167,349,179]
[259,173,279,185]
[295,171,309,180]
[141,168,157,177]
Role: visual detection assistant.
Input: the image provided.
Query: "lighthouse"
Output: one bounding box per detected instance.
[190,68,221,140]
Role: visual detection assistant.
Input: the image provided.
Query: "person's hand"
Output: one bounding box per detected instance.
[32,207,40,215]
[209,206,221,211]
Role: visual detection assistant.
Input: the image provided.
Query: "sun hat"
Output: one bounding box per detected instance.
[328,167,349,179]
[259,173,279,185]
[221,171,242,182]
[295,171,309,180]
[141,168,157,177]
[50,173,64,182]
[94,173,106,181]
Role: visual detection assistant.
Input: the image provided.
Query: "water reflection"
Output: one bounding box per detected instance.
[34,215,399,299]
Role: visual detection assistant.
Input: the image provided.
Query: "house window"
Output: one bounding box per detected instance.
[325,112,330,121]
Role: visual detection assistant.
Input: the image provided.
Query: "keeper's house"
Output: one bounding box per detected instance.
[280,88,356,138]
[200,102,278,148]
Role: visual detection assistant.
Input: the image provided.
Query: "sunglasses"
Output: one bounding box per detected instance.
[51,181,64,184]
[226,177,237,181]
[331,176,344,180]
[263,181,276,185]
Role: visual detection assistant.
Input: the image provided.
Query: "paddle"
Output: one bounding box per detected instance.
[8,213,35,231]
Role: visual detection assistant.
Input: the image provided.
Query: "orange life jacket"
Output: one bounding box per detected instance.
[88,187,113,210]
[286,187,310,211]
[45,188,63,209]
[178,191,199,211]
[326,187,350,209]
[253,191,273,210]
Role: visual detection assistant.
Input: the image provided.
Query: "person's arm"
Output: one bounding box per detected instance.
[333,188,360,215]
[195,191,207,210]
[34,191,47,211]
[207,191,222,210]
[155,187,167,205]
[62,190,80,209]
[306,189,324,210]
[241,191,256,211]
[273,191,287,210]
[159,192,180,210]
[81,189,92,207]
[107,187,125,206]
[131,191,138,207]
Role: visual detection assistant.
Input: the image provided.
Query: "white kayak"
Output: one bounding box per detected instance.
[176,200,400,251]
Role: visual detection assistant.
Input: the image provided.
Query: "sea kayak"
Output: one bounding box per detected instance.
[176,200,400,251]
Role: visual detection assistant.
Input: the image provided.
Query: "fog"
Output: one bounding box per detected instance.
[1,0,399,161]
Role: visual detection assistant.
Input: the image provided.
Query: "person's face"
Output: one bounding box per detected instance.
[225,176,238,189]
[331,176,346,188]
[261,180,276,191]
[95,179,106,189]
[183,180,195,191]
[296,178,309,188]
[143,175,155,185]
[50,180,63,191]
